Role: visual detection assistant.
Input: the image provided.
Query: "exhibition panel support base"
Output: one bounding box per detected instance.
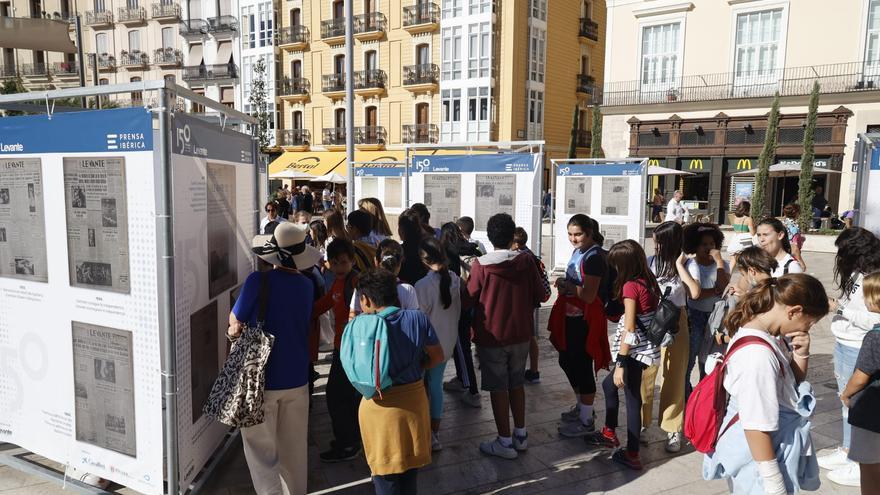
[0,81,264,495]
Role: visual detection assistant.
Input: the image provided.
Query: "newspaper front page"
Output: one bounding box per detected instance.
[423,174,461,226]
[189,301,219,423]
[600,224,628,250]
[565,177,592,215]
[475,174,516,231]
[63,157,130,293]
[361,178,379,200]
[384,178,402,208]
[207,162,238,299]
[0,158,48,282]
[72,322,137,457]
[600,177,630,216]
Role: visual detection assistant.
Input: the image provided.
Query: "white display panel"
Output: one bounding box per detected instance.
[863,148,880,235]
[353,163,407,230]
[553,160,647,271]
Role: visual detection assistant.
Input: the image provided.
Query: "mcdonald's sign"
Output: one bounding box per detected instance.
[736,158,752,170]
[648,159,661,166]
[688,158,704,170]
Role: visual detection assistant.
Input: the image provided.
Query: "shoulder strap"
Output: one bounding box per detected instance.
[377,306,400,319]
[783,258,795,275]
[256,271,272,323]
[723,335,784,377]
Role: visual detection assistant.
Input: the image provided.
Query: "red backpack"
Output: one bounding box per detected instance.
[684,336,784,454]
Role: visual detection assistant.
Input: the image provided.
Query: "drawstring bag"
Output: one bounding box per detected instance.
[203,272,275,428]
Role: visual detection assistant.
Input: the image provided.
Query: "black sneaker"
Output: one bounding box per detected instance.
[319,445,361,463]
[524,370,541,384]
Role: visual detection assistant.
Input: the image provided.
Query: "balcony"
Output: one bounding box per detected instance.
[321,73,345,97]
[208,15,238,37]
[579,18,599,42]
[52,61,79,77]
[355,126,386,149]
[321,18,345,43]
[93,54,117,72]
[576,129,592,148]
[182,63,239,83]
[21,63,50,78]
[323,127,346,149]
[117,6,145,24]
[354,69,386,97]
[180,19,209,39]
[594,61,880,108]
[278,129,311,150]
[403,3,438,34]
[277,77,310,102]
[153,47,182,67]
[151,2,181,20]
[403,63,438,92]
[0,65,18,79]
[119,50,150,68]
[353,12,386,41]
[277,25,309,51]
[84,9,113,27]
[402,124,438,144]
[576,74,595,97]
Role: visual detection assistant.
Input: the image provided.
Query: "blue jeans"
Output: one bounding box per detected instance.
[685,307,711,401]
[834,341,860,450]
[424,360,447,420]
[373,468,418,495]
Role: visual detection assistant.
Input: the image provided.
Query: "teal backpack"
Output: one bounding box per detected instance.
[340,306,398,399]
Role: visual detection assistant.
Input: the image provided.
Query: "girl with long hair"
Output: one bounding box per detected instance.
[549,214,610,438]
[324,209,349,248]
[586,240,660,470]
[397,209,429,285]
[705,274,829,494]
[414,237,462,451]
[730,247,778,297]
[358,197,393,238]
[819,227,880,485]
[309,220,328,254]
[756,218,803,277]
[348,239,420,318]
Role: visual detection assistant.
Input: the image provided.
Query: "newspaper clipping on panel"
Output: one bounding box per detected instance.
[600,177,630,216]
[0,158,48,282]
[565,177,592,215]
[206,162,238,299]
[72,322,137,457]
[63,157,131,293]
[423,174,461,226]
[475,174,516,231]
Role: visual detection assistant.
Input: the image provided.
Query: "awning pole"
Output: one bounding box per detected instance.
[344,0,355,214]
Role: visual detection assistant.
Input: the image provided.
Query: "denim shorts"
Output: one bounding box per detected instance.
[476,342,530,392]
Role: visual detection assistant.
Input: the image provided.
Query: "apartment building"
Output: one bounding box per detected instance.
[600,0,880,222]
[239,0,275,142]
[180,0,240,110]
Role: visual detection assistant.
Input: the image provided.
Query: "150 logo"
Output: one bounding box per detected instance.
[414,158,431,172]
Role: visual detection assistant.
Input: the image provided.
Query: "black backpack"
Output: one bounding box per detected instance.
[640,285,680,346]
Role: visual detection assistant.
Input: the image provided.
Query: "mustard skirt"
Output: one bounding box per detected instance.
[358,380,432,476]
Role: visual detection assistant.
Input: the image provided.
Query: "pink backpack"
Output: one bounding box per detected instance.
[684,336,784,454]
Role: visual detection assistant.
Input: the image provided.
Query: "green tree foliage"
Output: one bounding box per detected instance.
[752,92,781,220]
[568,105,578,159]
[797,81,820,230]
[249,57,271,151]
[590,105,604,158]
[0,78,27,116]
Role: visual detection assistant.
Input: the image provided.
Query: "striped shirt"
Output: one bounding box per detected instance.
[610,312,660,366]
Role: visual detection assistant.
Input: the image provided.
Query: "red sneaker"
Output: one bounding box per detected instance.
[612,449,643,470]
[584,426,620,448]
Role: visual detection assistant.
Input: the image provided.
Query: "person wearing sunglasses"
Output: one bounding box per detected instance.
[260,201,288,235]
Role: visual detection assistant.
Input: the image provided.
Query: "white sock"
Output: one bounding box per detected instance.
[580,403,594,424]
[513,427,527,437]
[498,435,513,447]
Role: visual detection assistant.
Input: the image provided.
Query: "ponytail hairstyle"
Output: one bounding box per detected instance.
[735,246,778,276]
[419,237,452,309]
[757,217,792,254]
[606,239,660,299]
[734,200,751,218]
[834,227,880,297]
[589,217,605,247]
[376,238,404,274]
[724,273,829,335]
[652,221,683,280]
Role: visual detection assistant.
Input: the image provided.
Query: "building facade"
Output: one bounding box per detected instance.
[239,0,275,142]
[600,0,880,221]
[181,0,240,110]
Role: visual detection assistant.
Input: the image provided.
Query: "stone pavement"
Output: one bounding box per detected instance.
[0,250,862,495]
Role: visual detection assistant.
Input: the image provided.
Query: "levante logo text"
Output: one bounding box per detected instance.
[0,142,24,152]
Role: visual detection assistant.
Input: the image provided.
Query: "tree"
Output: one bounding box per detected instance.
[590,105,604,158]
[567,105,578,159]
[0,78,27,116]
[249,56,270,151]
[797,81,820,230]
[752,92,781,221]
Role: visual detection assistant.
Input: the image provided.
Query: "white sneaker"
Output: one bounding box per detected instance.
[513,431,528,452]
[558,419,596,438]
[818,447,851,471]
[828,461,861,487]
[639,427,649,445]
[461,391,482,408]
[665,431,682,453]
[431,432,443,452]
[479,438,518,460]
[561,404,580,423]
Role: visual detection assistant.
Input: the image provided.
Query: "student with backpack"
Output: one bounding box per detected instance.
[350,240,420,317]
[314,239,363,463]
[700,274,829,494]
[512,227,552,384]
[548,214,611,438]
[415,237,463,451]
[585,240,660,470]
[756,218,803,278]
[342,268,444,495]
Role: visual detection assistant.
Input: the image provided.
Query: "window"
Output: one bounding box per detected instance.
[467,22,490,78]
[640,22,681,88]
[161,27,174,49]
[734,9,783,79]
[258,1,273,48]
[441,26,462,80]
[164,74,175,84]
[441,0,462,19]
[866,0,880,71]
[364,50,377,71]
[192,89,205,113]
[529,27,545,82]
[291,59,301,78]
[465,87,489,141]
[530,0,546,20]
[334,108,345,128]
[333,0,343,19]
[292,110,303,129]
[581,1,591,19]
[290,8,300,26]
[469,0,489,15]
[130,76,142,104]
[528,89,543,139]
[128,30,140,52]
[441,88,461,141]
[334,54,345,75]
[220,86,234,108]
[241,5,255,49]
[416,43,430,65]
[94,0,105,11]
[95,32,108,54]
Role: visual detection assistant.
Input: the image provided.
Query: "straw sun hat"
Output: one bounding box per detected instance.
[251,222,322,270]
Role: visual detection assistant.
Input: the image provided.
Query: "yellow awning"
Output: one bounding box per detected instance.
[269,150,406,178]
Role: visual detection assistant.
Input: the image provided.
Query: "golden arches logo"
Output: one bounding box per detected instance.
[648,159,660,166]
[737,159,752,170]
[688,159,704,170]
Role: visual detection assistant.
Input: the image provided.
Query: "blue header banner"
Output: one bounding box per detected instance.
[556,162,643,177]
[0,107,153,154]
[172,113,253,163]
[355,165,404,177]
[412,153,537,173]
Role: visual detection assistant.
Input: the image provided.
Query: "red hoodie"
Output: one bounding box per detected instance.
[467,250,545,347]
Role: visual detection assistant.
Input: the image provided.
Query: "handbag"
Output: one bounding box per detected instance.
[203,272,275,428]
[848,373,880,433]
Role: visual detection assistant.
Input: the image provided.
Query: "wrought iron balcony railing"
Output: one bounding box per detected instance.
[355,126,386,145]
[84,9,113,25]
[21,63,50,76]
[277,77,310,96]
[119,51,150,67]
[208,15,237,33]
[278,129,311,147]
[117,6,145,22]
[180,18,209,36]
[402,124,438,144]
[321,18,345,39]
[277,25,309,45]
[353,12,386,35]
[53,61,79,75]
[93,54,117,70]
[594,60,880,107]
[579,18,598,41]
[354,69,386,90]
[323,127,346,146]
[153,48,182,65]
[182,63,239,82]
[0,65,18,78]
[577,74,595,95]
[403,64,438,85]
[151,2,180,18]
[322,73,345,92]
[403,3,439,26]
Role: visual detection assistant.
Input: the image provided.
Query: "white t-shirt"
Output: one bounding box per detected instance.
[322,188,331,201]
[831,272,880,348]
[770,253,803,277]
[259,215,286,234]
[414,271,462,361]
[648,255,687,308]
[666,198,689,223]
[723,328,798,431]
[350,283,420,313]
[685,258,729,313]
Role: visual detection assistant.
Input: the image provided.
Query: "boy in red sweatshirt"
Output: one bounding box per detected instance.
[468,214,545,460]
[314,238,362,462]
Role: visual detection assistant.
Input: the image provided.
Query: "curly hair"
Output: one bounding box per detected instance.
[682,223,724,255]
[834,227,880,296]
